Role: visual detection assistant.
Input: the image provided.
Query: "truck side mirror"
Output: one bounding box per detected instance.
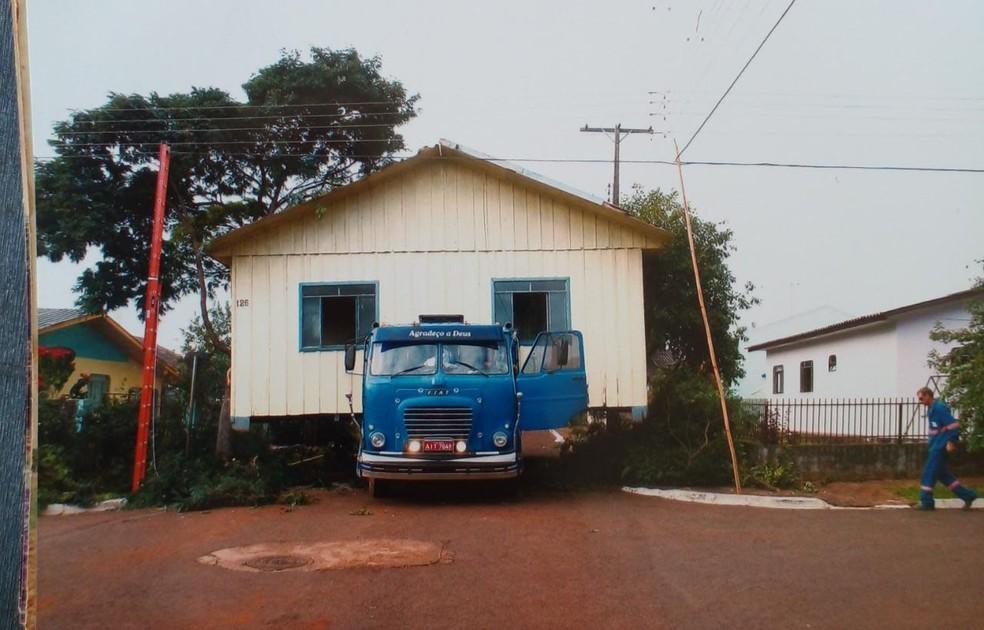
[344,345,357,372]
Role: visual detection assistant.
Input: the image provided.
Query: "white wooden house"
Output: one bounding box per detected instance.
[208,140,670,428]
[747,288,981,400]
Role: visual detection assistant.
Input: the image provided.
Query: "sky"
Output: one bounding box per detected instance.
[26,0,984,391]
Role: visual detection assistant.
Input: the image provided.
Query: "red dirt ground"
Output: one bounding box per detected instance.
[39,482,984,629]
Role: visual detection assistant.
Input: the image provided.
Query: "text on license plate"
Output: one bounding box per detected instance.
[422,440,455,452]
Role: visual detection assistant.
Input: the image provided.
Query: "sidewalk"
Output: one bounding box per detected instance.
[624,477,984,510]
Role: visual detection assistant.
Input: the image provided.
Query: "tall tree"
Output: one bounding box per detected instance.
[37,47,417,349]
[930,271,984,451]
[623,186,757,386]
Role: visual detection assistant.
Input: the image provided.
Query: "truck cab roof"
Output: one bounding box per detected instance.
[370,323,509,344]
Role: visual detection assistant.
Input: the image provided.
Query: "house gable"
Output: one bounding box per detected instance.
[39,322,130,362]
[210,147,668,261]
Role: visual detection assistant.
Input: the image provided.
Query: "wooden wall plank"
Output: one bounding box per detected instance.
[231,256,253,419]
[285,255,303,415]
[540,196,555,249]
[301,254,320,414]
[553,202,571,249]
[569,203,583,249]
[512,183,528,250]
[457,166,476,251]
[499,180,515,250]
[250,256,270,416]
[526,189,541,250]
[485,176,502,250]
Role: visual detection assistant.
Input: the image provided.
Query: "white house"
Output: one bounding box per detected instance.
[208,140,670,428]
[747,288,981,400]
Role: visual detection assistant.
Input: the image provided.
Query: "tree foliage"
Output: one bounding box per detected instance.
[36,47,417,346]
[623,186,757,386]
[561,186,759,487]
[930,273,984,451]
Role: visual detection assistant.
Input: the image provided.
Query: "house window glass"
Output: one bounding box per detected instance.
[492,278,570,344]
[828,354,837,372]
[800,360,814,393]
[301,283,377,350]
[773,365,784,395]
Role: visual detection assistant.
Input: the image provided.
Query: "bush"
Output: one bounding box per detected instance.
[747,452,800,490]
[562,367,760,488]
[130,455,281,512]
[37,445,93,508]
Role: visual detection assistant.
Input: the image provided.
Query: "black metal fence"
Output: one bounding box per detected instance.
[745,398,929,445]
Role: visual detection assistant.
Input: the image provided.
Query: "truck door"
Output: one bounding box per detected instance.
[516,331,588,430]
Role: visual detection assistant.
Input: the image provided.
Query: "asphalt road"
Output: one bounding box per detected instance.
[38,480,984,630]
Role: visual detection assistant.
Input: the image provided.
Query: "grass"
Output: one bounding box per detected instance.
[893,476,984,503]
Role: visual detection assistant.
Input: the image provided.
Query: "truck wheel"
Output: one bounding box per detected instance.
[368,478,388,498]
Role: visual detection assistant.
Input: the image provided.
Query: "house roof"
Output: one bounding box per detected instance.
[38,308,180,377]
[207,139,671,264]
[39,308,89,329]
[747,287,984,352]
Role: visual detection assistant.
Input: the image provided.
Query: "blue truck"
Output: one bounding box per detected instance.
[345,316,588,497]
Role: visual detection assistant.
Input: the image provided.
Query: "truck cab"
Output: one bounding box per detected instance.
[347,316,587,496]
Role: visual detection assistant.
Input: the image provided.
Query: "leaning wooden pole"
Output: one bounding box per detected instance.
[673,141,742,494]
[131,143,170,493]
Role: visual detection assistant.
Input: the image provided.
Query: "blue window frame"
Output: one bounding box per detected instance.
[299,282,378,351]
[492,278,570,344]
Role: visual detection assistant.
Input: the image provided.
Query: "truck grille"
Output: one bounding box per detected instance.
[403,407,473,440]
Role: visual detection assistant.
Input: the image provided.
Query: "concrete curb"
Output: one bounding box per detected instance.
[622,487,982,510]
[43,498,127,516]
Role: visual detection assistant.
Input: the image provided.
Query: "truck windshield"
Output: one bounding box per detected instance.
[370,343,438,376]
[442,342,509,375]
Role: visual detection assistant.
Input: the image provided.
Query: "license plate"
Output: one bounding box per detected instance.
[422,439,455,453]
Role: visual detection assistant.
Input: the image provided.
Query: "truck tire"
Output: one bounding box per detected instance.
[368,478,389,499]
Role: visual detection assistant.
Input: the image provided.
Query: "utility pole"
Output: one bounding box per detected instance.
[580,123,655,205]
[131,142,170,493]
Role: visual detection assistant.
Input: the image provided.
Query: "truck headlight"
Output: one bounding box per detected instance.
[492,432,508,448]
[455,440,467,454]
[369,432,386,449]
[407,440,422,453]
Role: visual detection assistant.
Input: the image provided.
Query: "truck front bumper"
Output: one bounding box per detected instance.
[357,451,521,480]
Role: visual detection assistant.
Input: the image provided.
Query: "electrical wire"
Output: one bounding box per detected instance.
[57,111,411,130]
[33,151,984,173]
[52,137,406,147]
[678,0,799,157]
[70,99,409,112]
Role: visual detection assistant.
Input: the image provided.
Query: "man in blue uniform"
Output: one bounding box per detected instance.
[916,387,977,510]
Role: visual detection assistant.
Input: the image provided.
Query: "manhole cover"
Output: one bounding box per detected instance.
[243,554,312,572]
[200,539,449,572]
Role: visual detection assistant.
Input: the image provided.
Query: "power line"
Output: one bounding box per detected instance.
[678,0,799,158]
[57,111,410,129]
[678,160,984,173]
[50,128,402,147]
[69,100,409,113]
[33,151,984,173]
[54,128,409,139]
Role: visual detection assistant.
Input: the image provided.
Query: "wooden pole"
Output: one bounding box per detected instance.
[131,143,170,493]
[673,140,742,494]
[1,0,37,624]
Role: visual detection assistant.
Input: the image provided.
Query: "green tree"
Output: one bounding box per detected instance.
[563,187,759,486]
[178,303,232,458]
[37,47,417,349]
[930,275,984,451]
[623,186,757,386]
